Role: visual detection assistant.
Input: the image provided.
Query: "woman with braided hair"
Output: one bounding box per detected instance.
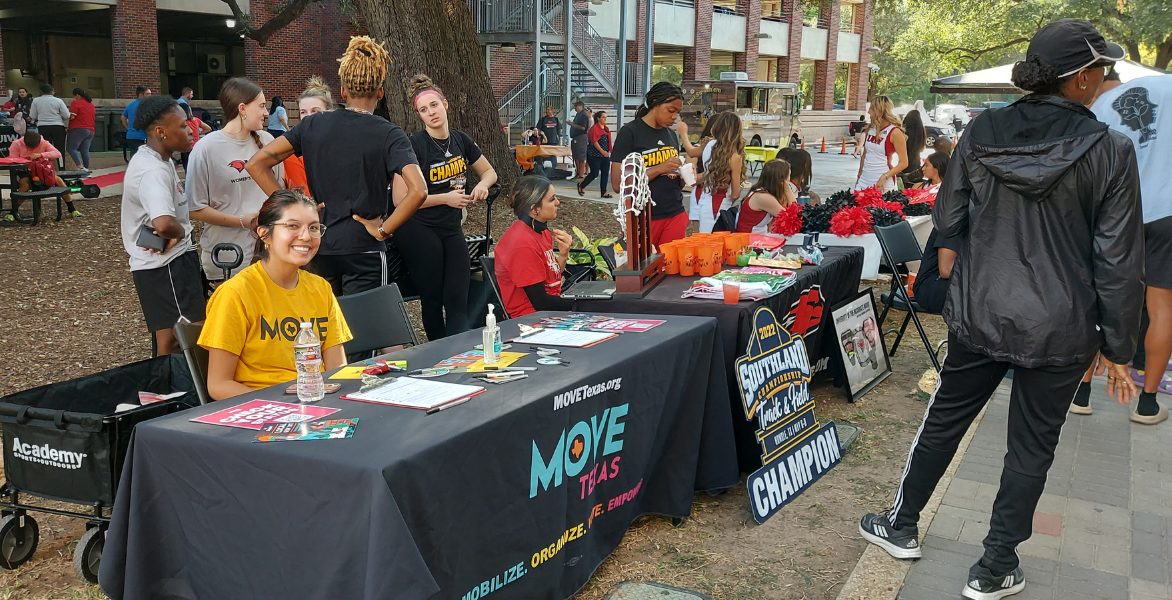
[247,36,427,297]
[609,81,688,246]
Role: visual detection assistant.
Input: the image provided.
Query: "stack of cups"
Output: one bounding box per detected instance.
[661,242,680,275]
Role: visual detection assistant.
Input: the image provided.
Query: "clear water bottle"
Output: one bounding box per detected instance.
[294,321,325,403]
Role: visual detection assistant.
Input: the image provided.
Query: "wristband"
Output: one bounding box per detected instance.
[238,215,246,229]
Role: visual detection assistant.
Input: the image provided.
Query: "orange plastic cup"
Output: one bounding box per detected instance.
[723,235,741,266]
[723,281,740,304]
[661,243,680,275]
[707,243,723,274]
[697,245,715,276]
[678,244,697,277]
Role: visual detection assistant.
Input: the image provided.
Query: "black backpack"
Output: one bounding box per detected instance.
[712,201,739,232]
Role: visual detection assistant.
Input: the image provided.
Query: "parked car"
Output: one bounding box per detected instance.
[932,103,971,129]
[924,123,957,148]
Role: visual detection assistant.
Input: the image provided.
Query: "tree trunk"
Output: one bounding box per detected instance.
[1156,39,1172,71]
[352,0,519,193]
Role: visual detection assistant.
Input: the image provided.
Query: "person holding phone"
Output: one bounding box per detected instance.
[391,74,498,340]
[119,94,201,356]
[610,82,688,246]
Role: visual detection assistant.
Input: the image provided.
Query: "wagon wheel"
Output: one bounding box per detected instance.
[0,513,38,569]
[73,526,104,584]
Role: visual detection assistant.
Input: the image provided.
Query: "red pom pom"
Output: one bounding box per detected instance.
[771,203,804,236]
[877,200,905,214]
[854,187,884,207]
[829,206,874,236]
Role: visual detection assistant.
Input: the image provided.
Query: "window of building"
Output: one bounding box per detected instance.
[840,4,856,32]
[713,0,739,15]
[802,6,820,27]
[762,0,784,21]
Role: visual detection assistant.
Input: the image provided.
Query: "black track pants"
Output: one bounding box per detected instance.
[392,219,470,340]
[889,331,1091,575]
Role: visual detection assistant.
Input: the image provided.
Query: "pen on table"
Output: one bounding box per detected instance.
[426,396,473,415]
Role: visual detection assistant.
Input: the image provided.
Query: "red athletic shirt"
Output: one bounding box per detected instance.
[494,220,563,318]
[68,99,95,132]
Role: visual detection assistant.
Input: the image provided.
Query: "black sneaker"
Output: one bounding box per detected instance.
[858,512,921,559]
[962,565,1025,600]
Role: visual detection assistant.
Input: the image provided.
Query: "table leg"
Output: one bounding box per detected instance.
[56,196,63,222]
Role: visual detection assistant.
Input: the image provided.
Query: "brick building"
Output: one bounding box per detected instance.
[2,0,871,144]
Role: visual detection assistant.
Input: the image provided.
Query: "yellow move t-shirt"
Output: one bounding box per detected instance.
[198,262,353,390]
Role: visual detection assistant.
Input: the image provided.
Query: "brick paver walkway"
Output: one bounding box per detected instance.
[898,377,1172,600]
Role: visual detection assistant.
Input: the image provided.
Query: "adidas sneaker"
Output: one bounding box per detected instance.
[858,512,921,559]
[962,565,1025,600]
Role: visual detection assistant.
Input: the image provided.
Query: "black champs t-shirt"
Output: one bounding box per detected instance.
[284,109,418,255]
[610,118,684,220]
[408,129,483,230]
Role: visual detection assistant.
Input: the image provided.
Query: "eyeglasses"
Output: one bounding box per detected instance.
[269,222,326,237]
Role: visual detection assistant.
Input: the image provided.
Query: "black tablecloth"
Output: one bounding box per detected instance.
[99,313,738,600]
[578,246,865,472]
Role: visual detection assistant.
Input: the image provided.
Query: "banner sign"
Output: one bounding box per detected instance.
[737,307,840,523]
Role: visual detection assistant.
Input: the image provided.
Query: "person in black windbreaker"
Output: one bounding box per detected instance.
[859,20,1143,600]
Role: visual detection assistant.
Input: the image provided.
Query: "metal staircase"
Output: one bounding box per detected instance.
[470,0,640,143]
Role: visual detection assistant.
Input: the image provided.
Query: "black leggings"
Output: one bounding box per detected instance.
[581,154,609,193]
[393,219,470,340]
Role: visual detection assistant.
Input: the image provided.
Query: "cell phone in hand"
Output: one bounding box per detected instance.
[136,225,169,252]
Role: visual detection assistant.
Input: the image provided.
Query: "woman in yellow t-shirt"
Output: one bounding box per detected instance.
[199,189,353,400]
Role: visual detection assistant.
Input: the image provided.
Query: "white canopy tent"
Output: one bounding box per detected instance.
[929,60,1167,95]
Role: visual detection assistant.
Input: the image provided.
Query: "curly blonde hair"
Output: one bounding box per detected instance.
[702,111,746,195]
[337,36,391,99]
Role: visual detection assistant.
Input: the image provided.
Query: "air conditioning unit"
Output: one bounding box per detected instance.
[719,71,749,82]
[206,54,226,74]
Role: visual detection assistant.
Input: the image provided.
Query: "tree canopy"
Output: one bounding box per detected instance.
[871,0,1172,106]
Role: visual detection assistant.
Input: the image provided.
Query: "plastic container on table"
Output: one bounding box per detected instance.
[678,243,697,277]
[723,235,741,266]
[661,243,680,275]
[707,243,724,275]
[0,355,198,583]
[723,282,740,304]
[697,244,715,276]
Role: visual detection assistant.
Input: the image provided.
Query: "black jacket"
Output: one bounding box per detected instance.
[934,95,1144,368]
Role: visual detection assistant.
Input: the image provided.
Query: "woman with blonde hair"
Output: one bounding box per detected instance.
[282,76,337,197]
[696,111,746,233]
[247,36,428,297]
[393,74,498,339]
[854,95,908,191]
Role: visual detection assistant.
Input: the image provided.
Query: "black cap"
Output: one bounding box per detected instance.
[1027,19,1126,78]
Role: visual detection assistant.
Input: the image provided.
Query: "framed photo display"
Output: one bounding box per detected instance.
[829,288,892,402]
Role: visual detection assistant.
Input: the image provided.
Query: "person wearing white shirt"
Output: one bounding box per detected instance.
[29,84,71,164]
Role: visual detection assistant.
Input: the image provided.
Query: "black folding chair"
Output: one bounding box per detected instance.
[874,222,941,372]
[336,283,420,355]
[479,256,511,321]
[173,322,212,405]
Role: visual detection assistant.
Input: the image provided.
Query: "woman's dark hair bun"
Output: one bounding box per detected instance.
[1011,55,1064,95]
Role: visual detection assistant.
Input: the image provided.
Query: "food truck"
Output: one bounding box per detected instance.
[680,72,803,148]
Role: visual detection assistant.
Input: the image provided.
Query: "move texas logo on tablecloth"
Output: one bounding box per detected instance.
[738,307,842,523]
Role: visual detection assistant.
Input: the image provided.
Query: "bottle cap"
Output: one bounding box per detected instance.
[300,321,312,327]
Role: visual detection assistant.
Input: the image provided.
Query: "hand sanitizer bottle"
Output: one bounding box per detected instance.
[483,305,501,365]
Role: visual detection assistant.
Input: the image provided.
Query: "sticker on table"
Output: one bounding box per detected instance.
[735,306,838,523]
[190,400,340,430]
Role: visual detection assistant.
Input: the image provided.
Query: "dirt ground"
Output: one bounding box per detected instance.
[0,189,945,599]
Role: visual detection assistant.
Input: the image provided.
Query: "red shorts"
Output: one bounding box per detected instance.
[650,212,688,248]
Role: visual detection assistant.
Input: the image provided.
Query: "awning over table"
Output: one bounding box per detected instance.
[929,60,1167,95]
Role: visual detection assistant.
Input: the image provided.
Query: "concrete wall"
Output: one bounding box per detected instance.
[711,13,746,52]
[836,31,860,63]
[653,3,695,47]
[800,26,827,60]
[591,0,637,41]
[757,19,789,56]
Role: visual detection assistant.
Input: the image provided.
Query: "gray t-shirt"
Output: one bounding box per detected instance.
[30,95,70,127]
[121,145,193,271]
[185,130,284,280]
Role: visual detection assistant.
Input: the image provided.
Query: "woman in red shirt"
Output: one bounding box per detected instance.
[577,111,613,198]
[66,88,96,172]
[494,177,575,318]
